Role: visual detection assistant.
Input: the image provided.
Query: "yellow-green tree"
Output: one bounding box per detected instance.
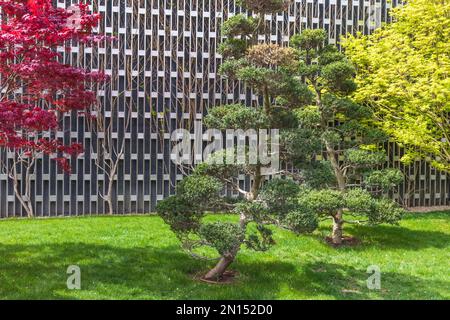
[343,0,450,172]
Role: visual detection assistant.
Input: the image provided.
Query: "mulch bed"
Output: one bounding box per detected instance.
[194,270,239,284]
[325,236,361,247]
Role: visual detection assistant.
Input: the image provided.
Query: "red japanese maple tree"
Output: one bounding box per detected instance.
[0,0,108,217]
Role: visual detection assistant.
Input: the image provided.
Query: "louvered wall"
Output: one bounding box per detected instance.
[0,0,448,217]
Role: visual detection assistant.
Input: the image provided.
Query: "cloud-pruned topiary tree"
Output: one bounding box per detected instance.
[157,0,319,281]
[289,29,406,245]
[157,171,317,281]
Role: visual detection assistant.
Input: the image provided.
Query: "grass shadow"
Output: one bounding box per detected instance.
[347,225,450,250]
[290,261,449,300]
[0,242,295,300]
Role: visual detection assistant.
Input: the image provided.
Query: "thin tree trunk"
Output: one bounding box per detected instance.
[105,171,114,216]
[248,164,262,201]
[326,144,346,245]
[24,159,34,218]
[13,182,34,218]
[105,195,114,216]
[326,144,346,191]
[105,160,119,215]
[332,210,344,245]
[12,161,34,218]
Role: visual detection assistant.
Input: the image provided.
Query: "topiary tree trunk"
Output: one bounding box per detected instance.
[331,211,344,245]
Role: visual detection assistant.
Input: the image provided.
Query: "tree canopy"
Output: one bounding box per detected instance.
[0,0,107,217]
[343,0,450,172]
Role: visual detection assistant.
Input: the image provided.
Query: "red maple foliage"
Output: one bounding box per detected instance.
[0,0,108,171]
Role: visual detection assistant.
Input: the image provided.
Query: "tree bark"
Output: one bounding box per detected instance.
[326,144,346,191]
[105,195,114,216]
[11,158,34,218]
[332,210,344,245]
[104,159,119,215]
[248,164,262,201]
[326,144,346,245]
[105,166,115,215]
[13,182,34,218]
[203,254,235,281]
[263,86,271,116]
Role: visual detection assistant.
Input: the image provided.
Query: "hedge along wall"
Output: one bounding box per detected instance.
[0,0,448,218]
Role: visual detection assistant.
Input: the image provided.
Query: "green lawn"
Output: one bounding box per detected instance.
[0,212,449,300]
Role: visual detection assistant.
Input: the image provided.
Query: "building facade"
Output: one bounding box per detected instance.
[0,0,448,217]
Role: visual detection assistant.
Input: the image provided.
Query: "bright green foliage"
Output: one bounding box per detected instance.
[343,0,450,172]
[344,149,386,167]
[1,213,449,300]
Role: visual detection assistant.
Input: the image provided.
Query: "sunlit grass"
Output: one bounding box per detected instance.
[0,212,448,300]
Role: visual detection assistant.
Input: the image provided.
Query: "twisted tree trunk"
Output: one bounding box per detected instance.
[11,157,35,218]
[203,254,235,281]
